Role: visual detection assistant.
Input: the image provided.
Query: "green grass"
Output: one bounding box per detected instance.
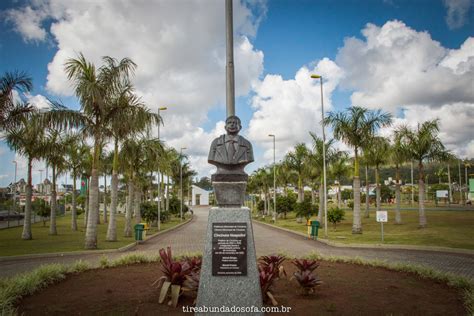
[256,208,474,250]
[0,213,188,257]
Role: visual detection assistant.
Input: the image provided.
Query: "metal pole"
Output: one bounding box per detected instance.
[320,77,328,238]
[458,159,463,204]
[381,222,384,243]
[14,161,18,226]
[180,148,186,221]
[465,162,468,204]
[411,161,414,205]
[225,0,235,118]
[157,108,161,230]
[448,164,452,204]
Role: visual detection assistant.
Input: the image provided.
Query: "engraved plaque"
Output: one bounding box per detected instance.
[212,222,247,276]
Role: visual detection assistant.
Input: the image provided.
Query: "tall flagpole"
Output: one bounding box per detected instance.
[226,0,235,118]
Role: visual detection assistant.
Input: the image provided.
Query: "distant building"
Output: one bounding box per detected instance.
[191,185,210,206]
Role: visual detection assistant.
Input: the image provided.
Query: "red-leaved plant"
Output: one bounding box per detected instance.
[154,247,202,307]
[259,254,287,278]
[291,259,322,295]
[258,263,279,306]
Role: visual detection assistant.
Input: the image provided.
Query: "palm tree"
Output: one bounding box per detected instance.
[308,133,342,222]
[324,106,392,234]
[398,119,449,228]
[4,111,44,239]
[363,136,390,217]
[120,137,163,236]
[42,127,69,235]
[391,130,410,224]
[330,153,351,208]
[275,161,295,197]
[44,53,137,248]
[250,168,272,215]
[65,135,89,231]
[285,143,310,203]
[0,71,33,131]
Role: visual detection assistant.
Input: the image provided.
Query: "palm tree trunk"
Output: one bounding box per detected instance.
[364,165,369,217]
[418,162,427,228]
[395,166,402,224]
[352,151,362,234]
[71,174,77,231]
[317,185,323,222]
[85,168,99,249]
[338,181,342,209]
[297,175,303,202]
[447,164,452,205]
[84,182,89,229]
[103,175,107,224]
[134,184,142,223]
[49,165,57,235]
[160,173,165,209]
[124,179,134,237]
[22,158,33,240]
[106,171,118,241]
[166,175,170,212]
[375,166,381,213]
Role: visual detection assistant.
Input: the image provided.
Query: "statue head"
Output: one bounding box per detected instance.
[225,115,241,136]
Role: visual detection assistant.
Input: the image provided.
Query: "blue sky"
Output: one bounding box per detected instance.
[1,0,473,187]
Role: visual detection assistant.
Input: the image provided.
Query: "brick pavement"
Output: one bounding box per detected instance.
[1,206,473,281]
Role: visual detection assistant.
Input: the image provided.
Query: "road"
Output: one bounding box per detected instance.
[1,206,473,281]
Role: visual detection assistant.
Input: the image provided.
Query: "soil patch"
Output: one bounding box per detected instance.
[17,261,467,315]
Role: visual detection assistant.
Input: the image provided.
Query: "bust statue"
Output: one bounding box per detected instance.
[208,115,253,177]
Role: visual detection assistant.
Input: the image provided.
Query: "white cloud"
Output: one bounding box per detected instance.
[443,0,472,29]
[337,21,474,111]
[26,93,50,109]
[336,20,474,158]
[7,0,266,177]
[5,5,49,42]
[248,58,343,163]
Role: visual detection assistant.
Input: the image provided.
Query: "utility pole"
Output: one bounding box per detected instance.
[226,0,235,118]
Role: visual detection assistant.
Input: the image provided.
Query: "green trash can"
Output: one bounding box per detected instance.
[134,223,145,241]
[310,220,320,239]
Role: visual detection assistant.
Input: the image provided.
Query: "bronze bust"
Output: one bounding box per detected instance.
[208,115,253,177]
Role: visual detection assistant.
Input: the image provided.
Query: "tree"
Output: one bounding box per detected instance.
[0,71,33,131]
[327,207,345,231]
[42,127,69,235]
[324,106,392,234]
[363,136,391,217]
[391,130,410,224]
[4,112,44,239]
[294,198,318,221]
[44,53,137,248]
[398,120,449,227]
[330,154,351,208]
[285,143,310,203]
[65,135,89,231]
[104,77,160,241]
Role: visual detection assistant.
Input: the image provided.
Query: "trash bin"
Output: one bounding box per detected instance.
[140,222,149,238]
[310,220,320,239]
[134,223,145,241]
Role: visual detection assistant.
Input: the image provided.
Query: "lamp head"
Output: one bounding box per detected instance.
[310,74,322,79]
[159,107,168,111]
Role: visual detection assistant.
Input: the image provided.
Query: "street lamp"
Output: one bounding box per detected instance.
[180,147,187,221]
[268,134,276,222]
[157,106,167,230]
[311,74,328,238]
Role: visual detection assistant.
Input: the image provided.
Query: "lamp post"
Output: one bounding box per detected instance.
[157,106,167,230]
[311,74,328,238]
[268,134,276,222]
[180,147,187,221]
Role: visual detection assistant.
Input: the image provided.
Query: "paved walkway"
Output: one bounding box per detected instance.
[1,206,473,281]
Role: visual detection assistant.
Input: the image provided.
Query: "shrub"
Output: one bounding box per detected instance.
[32,199,50,226]
[327,207,345,231]
[276,195,297,218]
[294,199,318,220]
[347,200,354,209]
[168,196,188,216]
[140,201,157,224]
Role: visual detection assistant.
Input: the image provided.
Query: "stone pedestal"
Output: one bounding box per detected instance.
[196,207,263,315]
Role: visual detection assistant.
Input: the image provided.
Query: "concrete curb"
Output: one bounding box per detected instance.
[253,219,474,255]
[0,216,194,262]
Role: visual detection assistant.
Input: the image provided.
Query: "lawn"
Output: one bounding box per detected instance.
[0,213,187,257]
[256,208,474,250]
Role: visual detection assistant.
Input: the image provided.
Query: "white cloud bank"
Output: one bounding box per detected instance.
[6,0,266,177]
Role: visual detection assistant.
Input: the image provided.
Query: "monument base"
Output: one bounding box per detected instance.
[196,207,263,315]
